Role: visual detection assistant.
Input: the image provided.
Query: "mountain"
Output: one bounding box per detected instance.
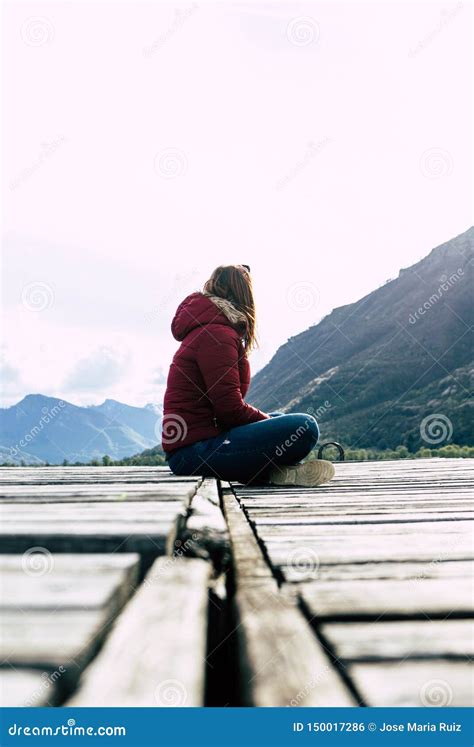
[0,395,161,465]
[249,227,473,451]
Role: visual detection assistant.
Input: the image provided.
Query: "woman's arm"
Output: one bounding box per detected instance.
[196,328,269,428]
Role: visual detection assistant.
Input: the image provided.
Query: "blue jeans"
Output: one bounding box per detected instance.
[167,412,319,484]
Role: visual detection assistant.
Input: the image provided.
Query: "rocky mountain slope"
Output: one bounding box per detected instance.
[250,227,473,450]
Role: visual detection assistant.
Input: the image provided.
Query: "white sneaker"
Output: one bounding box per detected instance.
[268,459,335,487]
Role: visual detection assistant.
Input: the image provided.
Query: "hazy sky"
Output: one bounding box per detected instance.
[2,0,472,407]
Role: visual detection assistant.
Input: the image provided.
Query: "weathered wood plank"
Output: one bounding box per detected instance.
[0,670,55,707]
[322,620,474,660]
[222,493,277,587]
[0,553,139,610]
[284,560,473,583]
[248,512,474,525]
[350,661,474,706]
[69,557,211,706]
[254,520,473,536]
[235,585,355,707]
[0,498,187,555]
[221,490,355,706]
[300,577,473,619]
[0,485,199,503]
[0,554,140,700]
[264,533,473,570]
[0,610,110,667]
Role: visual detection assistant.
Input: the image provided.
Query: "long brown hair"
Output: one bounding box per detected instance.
[203,265,258,352]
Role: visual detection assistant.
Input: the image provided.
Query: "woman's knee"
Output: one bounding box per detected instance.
[290,413,319,446]
[275,413,319,459]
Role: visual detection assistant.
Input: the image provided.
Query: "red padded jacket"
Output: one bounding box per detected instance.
[162,292,268,453]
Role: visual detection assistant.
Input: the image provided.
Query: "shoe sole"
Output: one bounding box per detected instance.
[268,459,335,487]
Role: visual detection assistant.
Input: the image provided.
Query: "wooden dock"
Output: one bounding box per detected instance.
[0,458,472,707]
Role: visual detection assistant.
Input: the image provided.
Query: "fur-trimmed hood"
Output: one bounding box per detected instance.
[171,292,246,342]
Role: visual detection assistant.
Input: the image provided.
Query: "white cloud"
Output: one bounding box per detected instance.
[63,345,132,393]
[1,0,471,407]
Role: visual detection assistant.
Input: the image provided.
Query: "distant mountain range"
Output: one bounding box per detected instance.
[0,395,161,465]
[2,229,472,464]
[250,227,473,451]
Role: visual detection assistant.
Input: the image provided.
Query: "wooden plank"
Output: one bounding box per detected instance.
[69,557,211,706]
[0,610,112,667]
[0,670,55,707]
[285,560,474,583]
[322,620,474,660]
[253,520,473,536]
[350,661,474,706]
[0,553,139,610]
[222,493,277,587]
[0,554,140,698]
[221,489,354,706]
[300,577,473,619]
[181,480,229,569]
[0,498,187,555]
[235,585,355,707]
[0,485,199,503]
[264,533,473,569]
